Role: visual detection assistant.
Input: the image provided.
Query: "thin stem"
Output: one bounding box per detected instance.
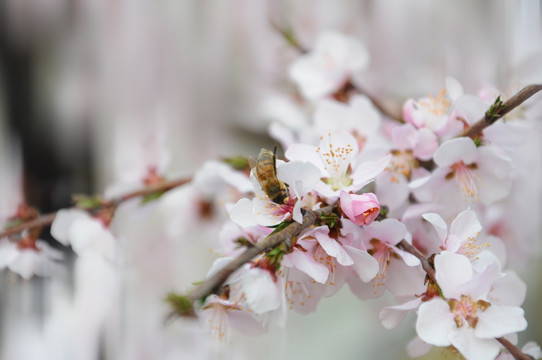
[269,19,307,53]
[497,337,534,360]
[0,176,192,239]
[0,213,58,239]
[397,240,436,283]
[461,84,542,139]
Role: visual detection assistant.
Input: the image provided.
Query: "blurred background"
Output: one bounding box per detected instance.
[1,0,541,359]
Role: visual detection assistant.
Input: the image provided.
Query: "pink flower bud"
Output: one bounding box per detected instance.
[339,191,380,226]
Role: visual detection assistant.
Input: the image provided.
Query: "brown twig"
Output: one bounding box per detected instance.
[497,337,534,360]
[0,176,192,239]
[397,239,436,283]
[461,84,542,139]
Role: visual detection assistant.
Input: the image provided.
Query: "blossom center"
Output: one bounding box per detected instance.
[316,133,355,190]
[313,245,338,286]
[367,238,397,294]
[283,274,313,310]
[448,295,491,328]
[446,161,480,200]
[418,89,450,117]
[386,150,418,183]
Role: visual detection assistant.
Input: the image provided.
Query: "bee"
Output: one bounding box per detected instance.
[254,146,289,204]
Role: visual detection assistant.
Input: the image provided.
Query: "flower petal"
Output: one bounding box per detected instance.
[449,209,482,244]
[352,154,391,187]
[380,298,421,330]
[284,250,329,284]
[449,327,500,360]
[314,231,353,266]
[242,268,282,314]
[50,209,92,246]
[435,251,473,299]
[475,305,527,339]
[433,137,477,167]
[343,245,379,282]
[422,212,448,244]
[416,299,455,346]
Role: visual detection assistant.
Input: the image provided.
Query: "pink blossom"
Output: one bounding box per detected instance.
[288,31,370,101]
[416,252,527,360]
[411,137,513,214]
[286,130,391,200]
[339,191,380,226]
[0,239,62,279]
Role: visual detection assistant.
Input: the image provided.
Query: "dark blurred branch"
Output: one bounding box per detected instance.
[461,84,542,139]
[0,176,192,239]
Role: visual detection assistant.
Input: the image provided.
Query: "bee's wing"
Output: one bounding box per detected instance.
[248,156,257,170]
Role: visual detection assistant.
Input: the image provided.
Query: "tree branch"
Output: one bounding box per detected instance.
[461,84,542,139]
[187,208,324,303]
[0,176,192,239]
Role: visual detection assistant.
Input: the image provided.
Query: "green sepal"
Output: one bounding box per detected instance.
[485,95,504,120]
[437,286,445,300]
[165,293,194,316]
[266,245,287,271]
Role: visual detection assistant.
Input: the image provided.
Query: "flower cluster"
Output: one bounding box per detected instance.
[1,30,541,360]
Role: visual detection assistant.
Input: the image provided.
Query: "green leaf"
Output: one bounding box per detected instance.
[165,293,194,315]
